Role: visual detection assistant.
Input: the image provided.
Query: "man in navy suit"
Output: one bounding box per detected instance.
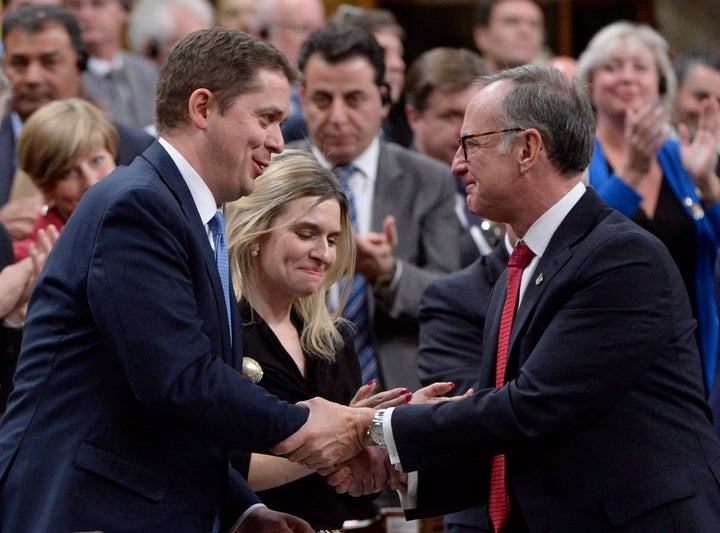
[276,65,720,531]
[0,27,319,532]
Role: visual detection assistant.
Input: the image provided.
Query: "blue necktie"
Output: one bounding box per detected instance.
[334,165,378,384]
[208,210,233,345]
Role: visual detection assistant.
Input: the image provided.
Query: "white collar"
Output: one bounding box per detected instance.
[522,181,586,258]
[311,136,380,183]
[158,137,218,225]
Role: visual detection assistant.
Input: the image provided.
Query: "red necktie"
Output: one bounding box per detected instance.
[489,242,535,532]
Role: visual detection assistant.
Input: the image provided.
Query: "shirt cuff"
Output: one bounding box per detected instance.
[230,503,267,531]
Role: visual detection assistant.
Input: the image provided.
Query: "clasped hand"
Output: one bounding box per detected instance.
[271,382,473,496]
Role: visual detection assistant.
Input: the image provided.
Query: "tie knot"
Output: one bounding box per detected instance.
[333,164,356,186]
[508,242,534,268]
[209,210,225,237]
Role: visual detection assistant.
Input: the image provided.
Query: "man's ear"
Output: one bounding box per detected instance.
[405,104,420,128]
[518,128,542,172]
[188,88,213,129]
[473,26,487,54]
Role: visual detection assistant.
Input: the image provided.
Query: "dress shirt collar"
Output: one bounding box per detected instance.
[310,135,380,184]
[158,137,218,227]
[87,54,124,77]
[522,181,586,258]
[10,111,22,139]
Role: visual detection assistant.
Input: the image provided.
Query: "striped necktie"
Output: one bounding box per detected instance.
[334,164,378,384]
[208,210,233,346]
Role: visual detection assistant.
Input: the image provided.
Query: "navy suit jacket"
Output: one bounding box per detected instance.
[0,111,154,206]
[418,244,509,392]
[393,189,720,530]
[0,142,309,532]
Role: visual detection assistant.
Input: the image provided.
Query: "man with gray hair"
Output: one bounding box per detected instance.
[274,64,720,531]
[128,0,215,67]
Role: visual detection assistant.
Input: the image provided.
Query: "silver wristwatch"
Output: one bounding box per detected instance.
[367,409,387,449]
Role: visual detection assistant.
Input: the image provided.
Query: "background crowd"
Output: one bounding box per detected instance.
[0,0,720,532]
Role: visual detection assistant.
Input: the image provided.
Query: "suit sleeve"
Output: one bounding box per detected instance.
[87,186,308,450]
[392,229,687,470]
[417,272,485,392]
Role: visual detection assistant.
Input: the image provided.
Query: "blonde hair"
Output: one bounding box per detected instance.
[17,98,119,192]
[575,21,677,110]
[226,150,355,362]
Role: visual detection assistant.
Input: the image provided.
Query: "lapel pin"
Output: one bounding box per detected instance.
[535,273,544,286]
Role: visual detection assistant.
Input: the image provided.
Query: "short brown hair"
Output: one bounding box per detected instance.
[18,98,118,191]
[405,47,489,111]
[155,27,297,135]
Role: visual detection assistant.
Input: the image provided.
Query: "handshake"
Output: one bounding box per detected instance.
[270,382,473,497]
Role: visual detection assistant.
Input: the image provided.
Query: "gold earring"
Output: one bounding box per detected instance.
[250,243,260,257]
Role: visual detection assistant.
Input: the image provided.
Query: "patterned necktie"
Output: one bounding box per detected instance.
[208,210,233,346]
[334,164,378,384]
[489,242,535,532]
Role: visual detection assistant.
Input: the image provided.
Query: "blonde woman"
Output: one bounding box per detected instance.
[13,99,118,261]
[226,150,415,530]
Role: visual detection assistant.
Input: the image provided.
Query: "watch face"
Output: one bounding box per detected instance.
[370,421,385,447]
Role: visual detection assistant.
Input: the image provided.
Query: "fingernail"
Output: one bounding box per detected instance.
[368,379,377,386]
[448,382,456,389]
[405,393,412,402]
[400,388,409,394]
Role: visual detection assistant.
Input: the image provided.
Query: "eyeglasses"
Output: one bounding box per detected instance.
[459,128,522,161]
[65,0,117,10]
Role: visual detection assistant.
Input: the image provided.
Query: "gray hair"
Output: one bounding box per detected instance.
[127,0,215,55]
[483,64,595,176]
[575,20,677,109]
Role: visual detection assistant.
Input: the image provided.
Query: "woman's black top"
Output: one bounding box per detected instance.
[230,301,377,530]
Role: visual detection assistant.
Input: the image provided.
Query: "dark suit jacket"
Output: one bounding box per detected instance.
[393,189,720,530]
[0,222,19,412]
[418,244,509,392]
[0,111,154,206]
[0,142,309,532]
[289,139,461,391]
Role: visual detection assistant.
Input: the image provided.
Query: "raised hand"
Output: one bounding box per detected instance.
[0,194,43,241]
[619,103,670,187]
[355,215,397,285]
[349,380,412,409]
[679,97,720,204]
[410,381,474,405]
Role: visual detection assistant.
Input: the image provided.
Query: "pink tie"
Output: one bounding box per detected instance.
[489,242,535,532]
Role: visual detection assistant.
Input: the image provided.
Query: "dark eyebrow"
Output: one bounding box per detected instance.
[256,106,286,121]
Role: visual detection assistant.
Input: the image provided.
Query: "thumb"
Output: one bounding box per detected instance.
[383,215,397,247]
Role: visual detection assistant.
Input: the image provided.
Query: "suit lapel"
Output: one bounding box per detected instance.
[0,114,18,204]
[371,143,403,232]
[489,189,611,378]
[141,142,235,360]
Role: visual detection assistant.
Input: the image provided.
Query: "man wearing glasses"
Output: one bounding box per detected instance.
[275,65,720,531]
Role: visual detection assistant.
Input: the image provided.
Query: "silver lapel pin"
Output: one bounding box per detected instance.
[535,273,544,286]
